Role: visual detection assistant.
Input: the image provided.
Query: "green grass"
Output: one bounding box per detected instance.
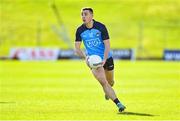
[0,0,180,57]
[0,60,180,120]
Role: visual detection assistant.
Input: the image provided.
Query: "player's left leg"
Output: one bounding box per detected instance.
[103,57,115,100]
[103,57,115,87]
[104,70,114,100]
[105,70,114,87]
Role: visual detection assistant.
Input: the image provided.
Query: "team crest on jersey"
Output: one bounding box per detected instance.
[96,32,100,37]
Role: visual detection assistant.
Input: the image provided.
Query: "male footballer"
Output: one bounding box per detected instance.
[75,7,126,112]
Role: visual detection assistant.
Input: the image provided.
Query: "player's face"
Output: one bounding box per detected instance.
[81,10,93,24]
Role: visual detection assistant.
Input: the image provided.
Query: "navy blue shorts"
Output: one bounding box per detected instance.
[103,57,114,71]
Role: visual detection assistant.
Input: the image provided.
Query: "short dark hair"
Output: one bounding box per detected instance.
[82,7,93,14]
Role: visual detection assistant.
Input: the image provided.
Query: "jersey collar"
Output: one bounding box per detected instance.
[84,19,96,30]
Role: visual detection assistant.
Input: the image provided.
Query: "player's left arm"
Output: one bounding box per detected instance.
[101,24,110,66]
[103,39,110,66]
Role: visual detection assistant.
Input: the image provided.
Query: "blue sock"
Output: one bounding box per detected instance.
[113,98,123,108]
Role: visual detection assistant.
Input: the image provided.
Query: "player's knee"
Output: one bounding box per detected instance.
[110,80,114,86]
[107,79,114,86]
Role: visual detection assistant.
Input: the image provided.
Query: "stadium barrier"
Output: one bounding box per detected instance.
[9,48,135,61]
[163,49,180,61]
[9,48,59,60]
[112,49,135,60]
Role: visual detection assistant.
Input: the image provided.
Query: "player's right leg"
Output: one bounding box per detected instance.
[91,66,126,112]
[92,66,116,100]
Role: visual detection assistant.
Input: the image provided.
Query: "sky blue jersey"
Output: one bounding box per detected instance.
[75,20,112,60]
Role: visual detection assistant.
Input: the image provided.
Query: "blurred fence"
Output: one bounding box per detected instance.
[1,21,179,59]
[0,0,180,59]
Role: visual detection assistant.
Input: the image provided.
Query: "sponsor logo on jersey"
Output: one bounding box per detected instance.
[86,38,101,48]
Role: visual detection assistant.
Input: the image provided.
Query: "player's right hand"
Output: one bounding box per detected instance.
[85,56,90,68]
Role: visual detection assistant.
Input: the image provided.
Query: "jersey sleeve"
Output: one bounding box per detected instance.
[75,28,82,42]
[101,25,110,40]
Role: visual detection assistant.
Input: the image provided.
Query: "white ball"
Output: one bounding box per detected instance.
[88,55,102,69]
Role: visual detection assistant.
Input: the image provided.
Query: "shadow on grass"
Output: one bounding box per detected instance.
[118,111,157,117]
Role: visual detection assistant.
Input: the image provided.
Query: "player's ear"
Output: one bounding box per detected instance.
[91,13,93,18]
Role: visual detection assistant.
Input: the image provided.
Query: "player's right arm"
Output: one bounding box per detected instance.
[75,27,86,59]
[75,27,90,67]
[75,42,90,67]
[74,42,86,59]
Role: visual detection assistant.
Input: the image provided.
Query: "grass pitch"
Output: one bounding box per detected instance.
[0,60,180,120]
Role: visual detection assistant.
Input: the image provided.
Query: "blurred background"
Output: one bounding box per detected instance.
[0,0,180,60]
[1,0,180,120]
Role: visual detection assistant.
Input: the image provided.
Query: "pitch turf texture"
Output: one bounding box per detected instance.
[0,60,179,120]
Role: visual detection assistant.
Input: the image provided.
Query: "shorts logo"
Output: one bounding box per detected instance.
[86,38,101,48]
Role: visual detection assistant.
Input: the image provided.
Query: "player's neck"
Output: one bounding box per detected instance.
[86,20,94,29]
